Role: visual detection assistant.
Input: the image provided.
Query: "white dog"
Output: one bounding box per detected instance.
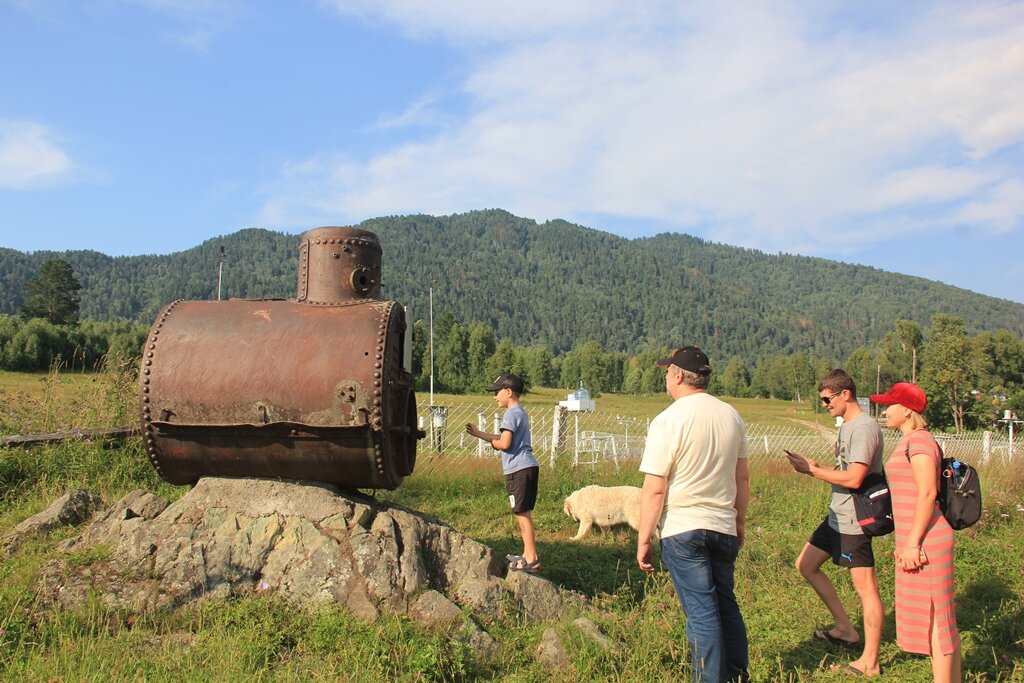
[563,485,642,540]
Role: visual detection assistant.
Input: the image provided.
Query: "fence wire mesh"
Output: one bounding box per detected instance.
[414,401,1020,472]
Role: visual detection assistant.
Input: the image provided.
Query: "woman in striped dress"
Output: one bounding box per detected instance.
[871,382,961,682]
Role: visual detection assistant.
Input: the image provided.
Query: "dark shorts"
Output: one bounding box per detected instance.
[808,517,875,568]
[505,466,538,514]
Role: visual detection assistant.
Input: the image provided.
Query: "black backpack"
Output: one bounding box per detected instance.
[905,440,982,530]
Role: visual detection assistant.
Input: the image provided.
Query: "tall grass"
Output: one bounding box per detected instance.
[0,368,1022,681]
[0,359,138,436]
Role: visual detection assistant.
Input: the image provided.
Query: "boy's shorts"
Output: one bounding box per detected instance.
[809,517,875,568]
[505,466,539,514]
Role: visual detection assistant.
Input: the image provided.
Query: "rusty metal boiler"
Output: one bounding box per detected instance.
[138,226,421,489]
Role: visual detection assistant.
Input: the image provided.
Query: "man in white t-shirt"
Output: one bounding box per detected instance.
[637,346,750,683]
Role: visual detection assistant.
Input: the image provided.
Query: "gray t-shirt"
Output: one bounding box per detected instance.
[828,412,884,534]
[498,404,539,475]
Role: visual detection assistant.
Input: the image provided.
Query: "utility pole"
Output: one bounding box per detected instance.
[876,365,881,418]
[216,246,226,301]
[429,286,434,407]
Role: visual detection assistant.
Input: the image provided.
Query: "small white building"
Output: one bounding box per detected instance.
[559,381,595,412]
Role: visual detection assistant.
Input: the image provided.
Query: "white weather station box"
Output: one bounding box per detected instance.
[559,381,595,412]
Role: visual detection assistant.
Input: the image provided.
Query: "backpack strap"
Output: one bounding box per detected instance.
[904,433,942,494]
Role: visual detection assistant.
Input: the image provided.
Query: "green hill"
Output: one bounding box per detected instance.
[2,209,1022,363]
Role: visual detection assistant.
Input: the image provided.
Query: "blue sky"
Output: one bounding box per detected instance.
[2,1,1023,304]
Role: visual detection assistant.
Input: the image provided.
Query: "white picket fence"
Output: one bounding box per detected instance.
[415,401,1020,470]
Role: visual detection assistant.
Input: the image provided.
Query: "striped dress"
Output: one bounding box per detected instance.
[885,429,960,655]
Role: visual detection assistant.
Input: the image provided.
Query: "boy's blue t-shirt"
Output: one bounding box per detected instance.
[499,404,539,475]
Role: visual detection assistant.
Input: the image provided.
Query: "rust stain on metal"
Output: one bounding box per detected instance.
[140,226,421,490]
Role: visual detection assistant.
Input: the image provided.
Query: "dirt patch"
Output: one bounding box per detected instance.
[784,418,836,438]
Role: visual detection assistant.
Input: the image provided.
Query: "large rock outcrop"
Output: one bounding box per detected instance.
[37,478,577,632]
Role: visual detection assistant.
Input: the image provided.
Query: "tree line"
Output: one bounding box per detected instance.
[3,267,1020,435]
[410,309,1023,434]
[0,261,149,372]
[4,210,1023,435]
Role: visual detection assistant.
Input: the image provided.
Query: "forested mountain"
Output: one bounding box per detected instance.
[2,209,1022,365]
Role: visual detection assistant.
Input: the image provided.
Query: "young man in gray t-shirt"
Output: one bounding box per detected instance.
[785,369,884,678]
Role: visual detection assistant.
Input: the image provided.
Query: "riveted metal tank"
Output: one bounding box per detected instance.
[139,226,421,490]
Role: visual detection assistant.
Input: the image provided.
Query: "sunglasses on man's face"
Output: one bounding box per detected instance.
[821,392,843,406]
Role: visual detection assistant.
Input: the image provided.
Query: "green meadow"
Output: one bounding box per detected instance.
[1,369,1022,681]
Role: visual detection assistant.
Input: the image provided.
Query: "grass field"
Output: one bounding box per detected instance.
[1,369,1022,681]
[0,370,834,435]
[420,386,838,428]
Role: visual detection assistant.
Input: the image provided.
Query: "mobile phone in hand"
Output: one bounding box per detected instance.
[783,449,811,474]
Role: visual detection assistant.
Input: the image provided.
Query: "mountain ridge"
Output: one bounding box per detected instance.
[2,209,1021,364]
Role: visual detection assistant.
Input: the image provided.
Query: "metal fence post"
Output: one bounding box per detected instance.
[476,412,486,458]
[551,405,568,467]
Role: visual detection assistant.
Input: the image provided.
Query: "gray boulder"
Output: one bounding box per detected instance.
[4,488,104,555]
[535,627,572,673]
[410,589,465,628]
[409,590,499,663]
[38,478,576,631]
[573,616,615,653]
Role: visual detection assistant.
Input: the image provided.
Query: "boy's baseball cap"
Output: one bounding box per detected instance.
[655,346,712,375]
[870,382,927,414]
[486,373,525,393]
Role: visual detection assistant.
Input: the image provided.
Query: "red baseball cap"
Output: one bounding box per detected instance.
[870,382,927,414]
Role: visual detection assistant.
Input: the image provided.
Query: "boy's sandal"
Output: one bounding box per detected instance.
[829,663,881,677]
[508,557,541,573]
[506,554,524,563]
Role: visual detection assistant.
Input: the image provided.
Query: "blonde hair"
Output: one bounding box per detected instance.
[904,409,927,431]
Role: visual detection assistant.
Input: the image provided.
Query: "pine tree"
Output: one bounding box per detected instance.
[720,355,752,397]
[19,259,82,325]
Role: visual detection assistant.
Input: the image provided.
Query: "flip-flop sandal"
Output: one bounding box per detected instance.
[508,557,541,573]
[829,662,880,677]
[813,628,860,649]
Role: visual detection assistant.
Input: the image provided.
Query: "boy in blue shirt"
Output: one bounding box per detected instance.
[465,373,541,572]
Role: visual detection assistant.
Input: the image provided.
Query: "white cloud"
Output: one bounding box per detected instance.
[264,2,1024,256]
[116,0,245,50]
[0,120,73,189]
[866,166,995,213]
[9,0,243,51]
[322,0,626,43]
[369,93,452,131]
[949,178,1024,235]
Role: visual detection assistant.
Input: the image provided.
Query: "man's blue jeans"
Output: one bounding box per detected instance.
[661,529,749,683]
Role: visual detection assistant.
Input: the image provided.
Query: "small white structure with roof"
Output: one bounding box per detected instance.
[556,382,618,468]
[559,381,595,412]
